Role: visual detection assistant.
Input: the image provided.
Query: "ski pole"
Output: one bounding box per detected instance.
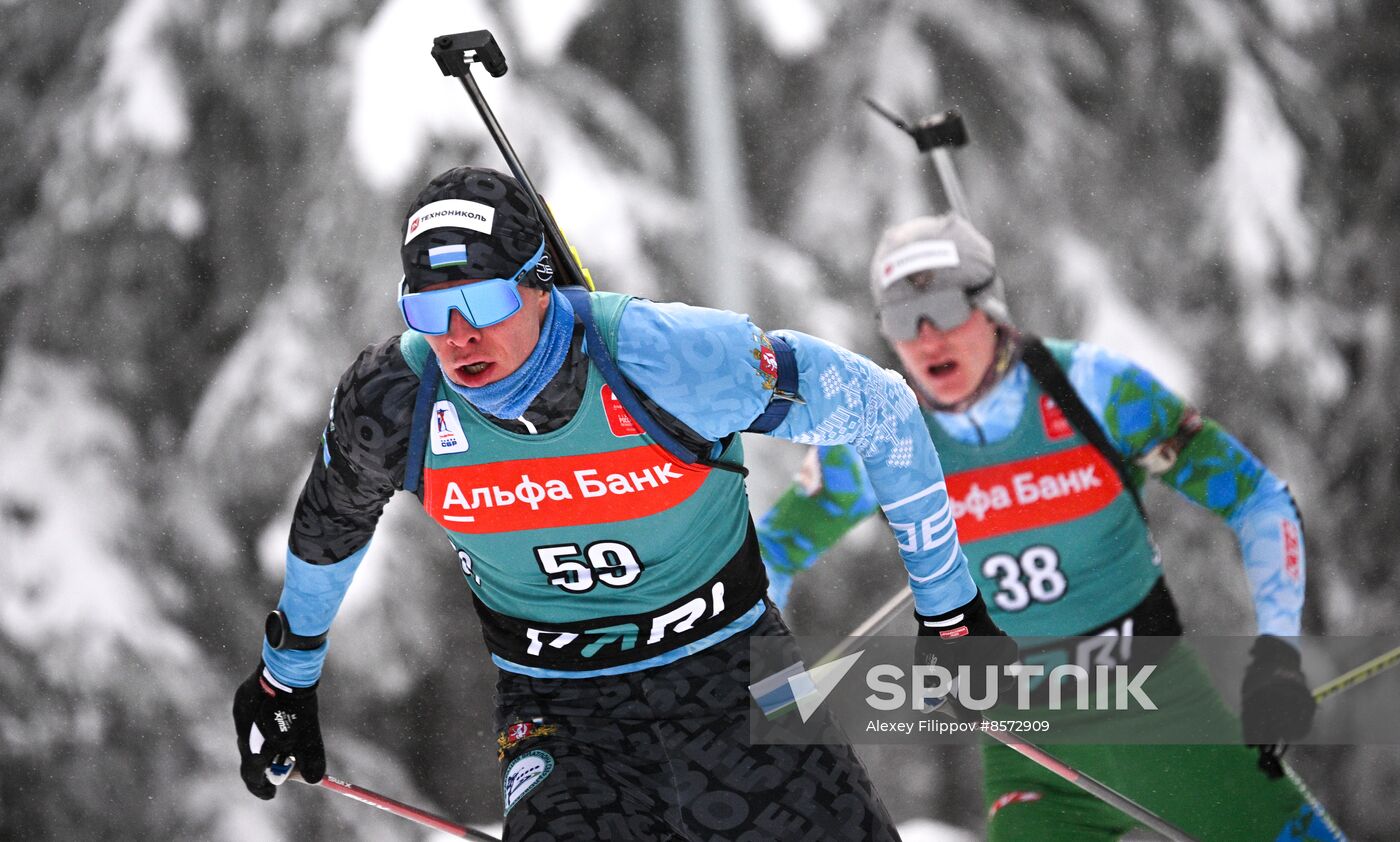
[817,588,914,665]
[934,699,1200,842]
[1258,640,1400,780]
[430,30,594,291]
[813,591,1197,840]
[1312,641,1400,702]
[288,767,501,841]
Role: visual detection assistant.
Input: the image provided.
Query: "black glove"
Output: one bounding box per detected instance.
[232,664,325,799]
[1241,635,1316,746]
[915,592,1020,706]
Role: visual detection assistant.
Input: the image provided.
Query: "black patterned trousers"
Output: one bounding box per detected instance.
[493,606,901,841]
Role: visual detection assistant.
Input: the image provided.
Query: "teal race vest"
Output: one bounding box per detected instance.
[925,341,1162,637]
[399,292,765,670]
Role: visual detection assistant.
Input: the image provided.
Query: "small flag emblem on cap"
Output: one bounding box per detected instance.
[428,244,469,268]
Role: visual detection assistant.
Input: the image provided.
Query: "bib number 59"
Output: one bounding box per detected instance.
[535,541,644,593]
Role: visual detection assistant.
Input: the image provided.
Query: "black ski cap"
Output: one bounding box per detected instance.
[400,166,554,293]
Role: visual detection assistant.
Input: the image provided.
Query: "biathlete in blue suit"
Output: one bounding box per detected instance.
[231,166,1018,840]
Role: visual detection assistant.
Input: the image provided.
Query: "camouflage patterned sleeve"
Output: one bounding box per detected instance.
[1068,342,1275,522]
[1068,342,1306,635]
[757,445,880,609]
[1154,421,1307,636]
[288,336,419,564]
[264,337,420,687]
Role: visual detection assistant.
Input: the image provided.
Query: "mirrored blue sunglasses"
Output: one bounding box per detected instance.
[398,241,546,334]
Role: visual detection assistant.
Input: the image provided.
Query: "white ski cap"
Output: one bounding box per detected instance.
[870,214,1008,340]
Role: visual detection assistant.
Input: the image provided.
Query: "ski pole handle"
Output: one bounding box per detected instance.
[1256,642,1400,779]
[266,754,295,786]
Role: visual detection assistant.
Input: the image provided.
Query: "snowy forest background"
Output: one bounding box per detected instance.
[3,0,1398,839]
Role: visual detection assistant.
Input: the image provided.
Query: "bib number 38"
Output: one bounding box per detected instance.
[535,541,644,593]
[981,545,1066,612]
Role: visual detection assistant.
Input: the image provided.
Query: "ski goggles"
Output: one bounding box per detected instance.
[876,274,995,341]
[398,241,546,334]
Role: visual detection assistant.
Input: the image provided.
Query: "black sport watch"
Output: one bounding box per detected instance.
[264,609,328,651]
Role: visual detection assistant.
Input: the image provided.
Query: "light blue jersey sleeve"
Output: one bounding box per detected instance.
[262,545,370,687]
[616,300,977,616]
[1066,342,1306,636]
[614,300,778,440]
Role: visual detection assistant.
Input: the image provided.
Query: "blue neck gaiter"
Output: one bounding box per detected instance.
[441,286,576,420]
